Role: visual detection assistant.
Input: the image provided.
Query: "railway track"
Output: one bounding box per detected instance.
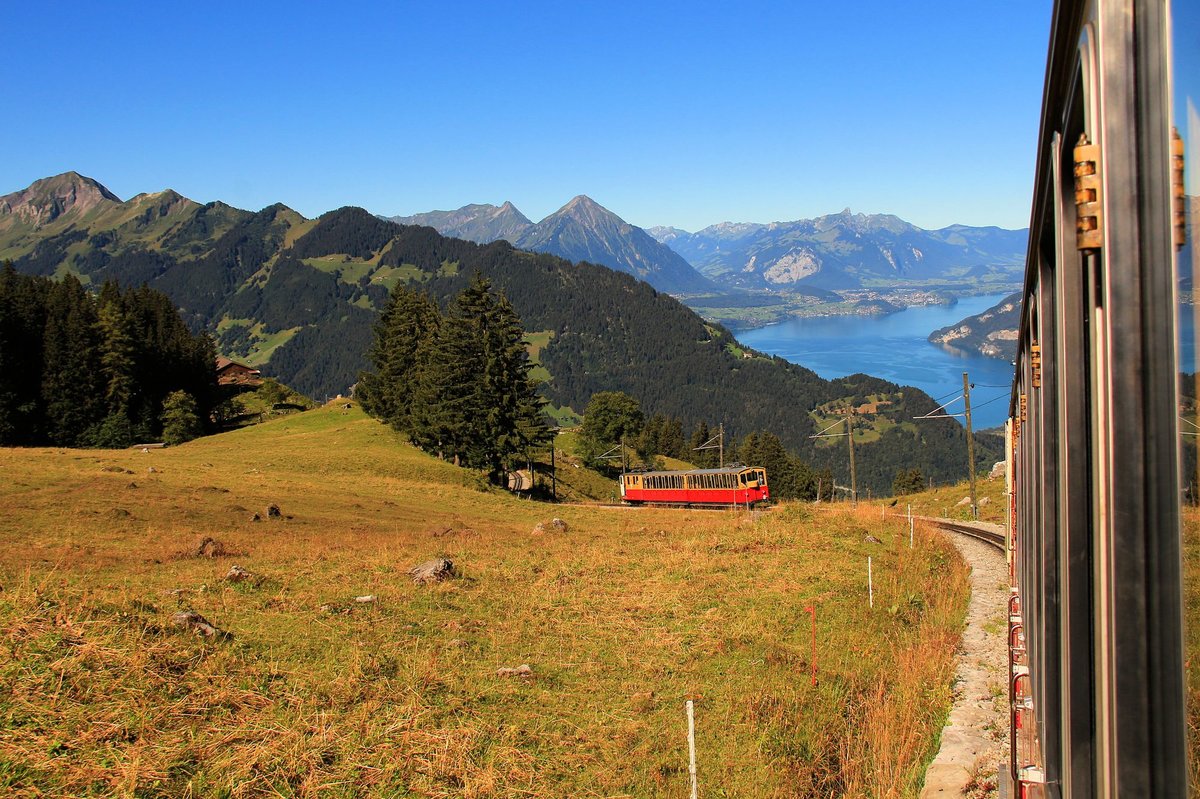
[930,519,1006,551]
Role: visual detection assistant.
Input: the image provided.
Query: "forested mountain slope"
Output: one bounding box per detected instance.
[1,172,999,493]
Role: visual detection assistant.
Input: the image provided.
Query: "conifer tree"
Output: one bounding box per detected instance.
[41,276,102,446]
[96,283,138,419]
[358,284,439,429]
[405,275,548,482]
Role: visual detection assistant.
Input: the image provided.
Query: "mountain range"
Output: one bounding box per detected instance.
[648,211,1028,291]
[0,172,1001,494]
[385,196,711,293]
[388,198,1028,298]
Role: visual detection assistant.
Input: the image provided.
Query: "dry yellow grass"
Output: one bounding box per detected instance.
[887,475,1008,525]
[0,404,970,797]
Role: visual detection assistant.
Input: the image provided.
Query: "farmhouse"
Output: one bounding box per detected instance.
[215,357,262,387]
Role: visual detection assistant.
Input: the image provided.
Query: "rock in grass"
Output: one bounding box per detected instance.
[171,610,230,640]
[354,595,377,603]
[955,496,972,508]
[531,518,570,535]
[266,503,282,519]
[864,534,883,544]
[196,537,227,558]
[225,565,252,583]
[496,664,533,678]
[408,558,456,585]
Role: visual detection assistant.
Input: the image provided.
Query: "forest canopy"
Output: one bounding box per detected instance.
[0,263,217,448]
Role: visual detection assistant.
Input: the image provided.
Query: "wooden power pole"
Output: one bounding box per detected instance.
[963,372,977,519]
[846,411,858,507]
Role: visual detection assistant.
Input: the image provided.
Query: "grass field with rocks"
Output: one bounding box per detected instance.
[0,403,971,798]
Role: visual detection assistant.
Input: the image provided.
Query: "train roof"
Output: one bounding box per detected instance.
[627,464,763,477]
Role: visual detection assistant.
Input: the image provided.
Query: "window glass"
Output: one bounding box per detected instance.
[1172,5,1200,782]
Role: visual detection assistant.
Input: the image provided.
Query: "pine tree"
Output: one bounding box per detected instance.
[358,284,439,429]
[0,263,50,444]
[406,275,549,482]
[41,276,102,446]
[96,283,138,420]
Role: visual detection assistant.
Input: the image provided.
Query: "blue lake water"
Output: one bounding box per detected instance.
[737,293,1016,430]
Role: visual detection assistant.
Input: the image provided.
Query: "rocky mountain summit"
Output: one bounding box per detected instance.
[387,195,711,293]
[0,171,122,229]
[651,209,1027,291]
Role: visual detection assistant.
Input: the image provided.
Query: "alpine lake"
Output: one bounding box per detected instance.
[736,293,1016,431]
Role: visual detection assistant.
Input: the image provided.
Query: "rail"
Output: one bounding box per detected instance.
[928,519,1006,551]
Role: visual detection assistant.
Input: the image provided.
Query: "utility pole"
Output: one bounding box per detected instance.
[550,431,557,501]
[846,410,858,507]
[963,372,977,519]
[718,423,724,468]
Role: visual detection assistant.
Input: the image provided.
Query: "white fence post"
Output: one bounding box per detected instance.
[686,699,698,799]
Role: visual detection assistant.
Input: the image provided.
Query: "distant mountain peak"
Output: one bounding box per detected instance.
[0,171,122,228]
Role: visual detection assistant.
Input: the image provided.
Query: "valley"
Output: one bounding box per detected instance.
[0,172,1004,497]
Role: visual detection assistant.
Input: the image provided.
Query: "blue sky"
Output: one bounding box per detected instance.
[0,1,1052,231]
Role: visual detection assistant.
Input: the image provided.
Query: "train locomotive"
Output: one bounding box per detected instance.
[1004,0,1195,795]
[620,465,769,507]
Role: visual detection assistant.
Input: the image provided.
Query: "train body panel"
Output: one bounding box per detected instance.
[1005,0,1193,794]
[619,465,769,506]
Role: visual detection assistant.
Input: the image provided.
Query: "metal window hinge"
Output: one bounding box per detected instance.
[1074,133,1103,252]
[1173,126,1187,250]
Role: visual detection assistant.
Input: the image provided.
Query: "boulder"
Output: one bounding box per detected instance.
[196,537,227,558]
[989,461,1007,480]
[225,565,252,583]
[266,503,282,519]
[955,496,972,508]
[408,558,456,585]
[496,663,533,678]
[171,610,229,639]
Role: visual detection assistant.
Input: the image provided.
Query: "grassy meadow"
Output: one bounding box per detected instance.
[0,404,971,798]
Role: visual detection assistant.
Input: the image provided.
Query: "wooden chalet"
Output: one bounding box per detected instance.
[215,356,263,387]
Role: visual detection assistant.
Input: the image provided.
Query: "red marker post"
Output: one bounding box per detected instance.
[805,605,817,686]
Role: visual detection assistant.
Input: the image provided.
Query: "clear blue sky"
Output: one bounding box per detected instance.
[0,1,1051,232]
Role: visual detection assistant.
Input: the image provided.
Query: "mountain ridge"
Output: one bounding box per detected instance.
[0,172,1000,495]
[386,195,712,293]
[651,209,1028,291]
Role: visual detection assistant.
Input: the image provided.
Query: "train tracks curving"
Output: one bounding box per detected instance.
[930,519,1006,551]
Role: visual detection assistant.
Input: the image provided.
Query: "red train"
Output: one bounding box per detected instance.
[620,465,769,507]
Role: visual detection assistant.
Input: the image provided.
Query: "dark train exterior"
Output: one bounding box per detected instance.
[619,465,769,507]
[1005,0,1194,795]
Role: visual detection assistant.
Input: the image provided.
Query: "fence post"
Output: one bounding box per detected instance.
[686,700,698,799]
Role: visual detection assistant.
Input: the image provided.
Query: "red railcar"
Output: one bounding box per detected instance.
[619,465,769,507]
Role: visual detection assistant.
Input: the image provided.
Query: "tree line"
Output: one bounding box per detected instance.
[0,263,216,447]
[577,390,836,501]
[357,275,551,484]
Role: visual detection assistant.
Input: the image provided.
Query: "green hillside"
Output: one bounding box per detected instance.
[1,174,1002,495]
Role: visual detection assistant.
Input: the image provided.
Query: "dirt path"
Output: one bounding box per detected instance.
[921,523,1010,798]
